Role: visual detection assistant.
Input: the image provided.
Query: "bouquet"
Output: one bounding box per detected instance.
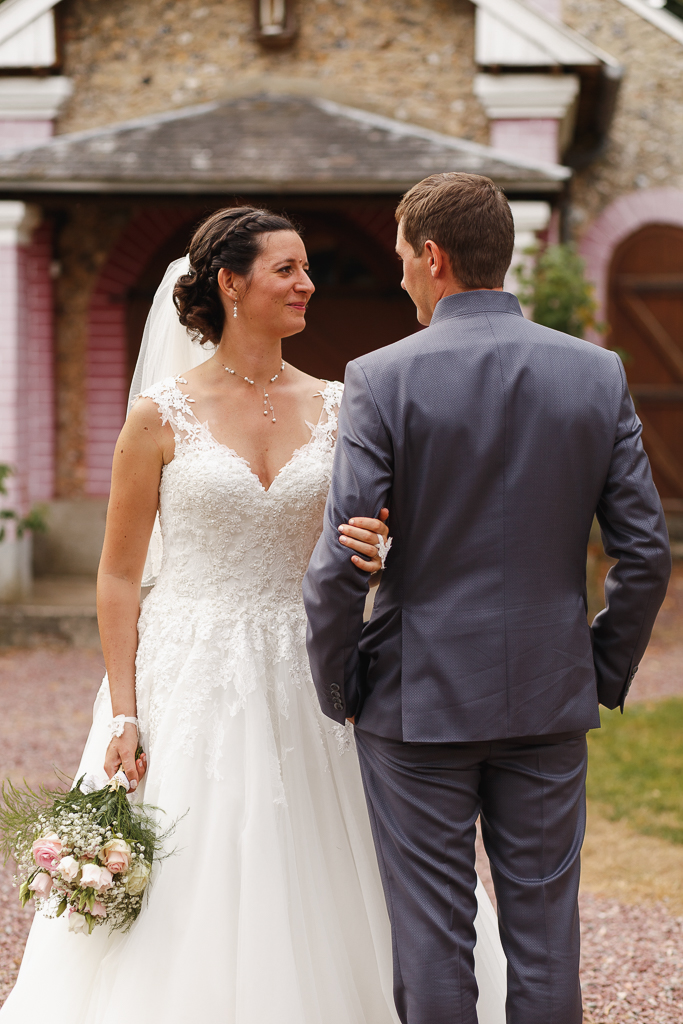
[0,764,173,936]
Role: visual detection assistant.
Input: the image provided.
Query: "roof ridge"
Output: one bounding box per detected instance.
[314,98,570,179]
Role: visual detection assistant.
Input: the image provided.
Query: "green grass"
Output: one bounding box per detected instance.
[587,698,683,845]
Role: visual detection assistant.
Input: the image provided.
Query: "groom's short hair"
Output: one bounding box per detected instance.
[396,173,515,289]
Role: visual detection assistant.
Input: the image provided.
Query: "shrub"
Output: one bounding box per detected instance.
[0,464,47,542]
[515,243,603,339]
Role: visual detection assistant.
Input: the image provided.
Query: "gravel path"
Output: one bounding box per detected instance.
[0,648,103,1004]
[581,894,683,1023]
[0,645,682,1017]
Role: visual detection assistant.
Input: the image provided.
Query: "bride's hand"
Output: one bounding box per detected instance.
[104,724,147,791]
[338,508,390,573]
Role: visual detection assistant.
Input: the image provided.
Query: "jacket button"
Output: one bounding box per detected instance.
[330,684,340,692]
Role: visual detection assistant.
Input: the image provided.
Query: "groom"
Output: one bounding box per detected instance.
[303,172,671,1024]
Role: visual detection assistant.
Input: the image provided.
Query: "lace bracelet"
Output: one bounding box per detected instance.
[110,715,139,739]
[377,535,392,569]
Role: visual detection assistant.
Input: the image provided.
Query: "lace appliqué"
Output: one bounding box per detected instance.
[130,376,347,784]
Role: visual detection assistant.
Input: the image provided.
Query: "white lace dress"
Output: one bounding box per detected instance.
[1,379,506,1024]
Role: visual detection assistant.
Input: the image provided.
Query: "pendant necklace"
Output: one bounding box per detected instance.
[222,359,285,423]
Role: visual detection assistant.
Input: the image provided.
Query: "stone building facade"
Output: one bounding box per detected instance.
[0,0,680,593]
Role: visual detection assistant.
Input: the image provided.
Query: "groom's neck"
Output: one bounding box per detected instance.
[423,281,502,323]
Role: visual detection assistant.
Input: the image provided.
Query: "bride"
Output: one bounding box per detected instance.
[1,206,506,1023]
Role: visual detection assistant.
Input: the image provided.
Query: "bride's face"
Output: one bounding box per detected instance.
[223,230,315,339]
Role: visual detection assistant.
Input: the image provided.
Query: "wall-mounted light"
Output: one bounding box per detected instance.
[254,0,298,48]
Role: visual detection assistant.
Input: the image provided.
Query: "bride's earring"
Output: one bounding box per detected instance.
[233,301,238,319]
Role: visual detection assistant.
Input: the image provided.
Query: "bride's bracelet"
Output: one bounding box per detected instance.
[377,535,392,569]
[110,715,139,739]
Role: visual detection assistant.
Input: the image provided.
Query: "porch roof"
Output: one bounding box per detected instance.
[0,94,570,194]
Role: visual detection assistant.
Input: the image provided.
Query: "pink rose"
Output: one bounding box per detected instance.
[32,833,63,872]
[100,838,131,875]
[80,864,113,893]
[28,872,52,899]
[91,900,107,918]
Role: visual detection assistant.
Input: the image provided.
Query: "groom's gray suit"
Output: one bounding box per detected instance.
[303,289,670,1024]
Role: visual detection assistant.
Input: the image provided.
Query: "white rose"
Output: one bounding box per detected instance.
[68,912,89,935]
[57,855,80,882]
[123,859,151,896]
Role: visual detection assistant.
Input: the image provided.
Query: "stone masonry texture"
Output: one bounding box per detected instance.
[44,0,683,493]
[562,0,683,239]
[57,0,488,145]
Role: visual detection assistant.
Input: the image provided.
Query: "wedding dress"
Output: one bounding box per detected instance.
[1,379,506,1023]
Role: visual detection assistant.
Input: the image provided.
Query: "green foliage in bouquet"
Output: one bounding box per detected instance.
[0,765,175,936]
[0,463,48,542]
[515,243,604,340]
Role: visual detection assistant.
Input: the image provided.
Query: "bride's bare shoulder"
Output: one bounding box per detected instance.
[122,396,169,442]
[286,363,341,395]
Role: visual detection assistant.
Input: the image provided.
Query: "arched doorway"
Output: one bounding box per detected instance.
[125,219,203,388]
[286,210,418,380]
[125,209,417,386]
[608,224,683,507]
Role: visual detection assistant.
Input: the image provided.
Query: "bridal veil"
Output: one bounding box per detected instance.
[128,255,215,584]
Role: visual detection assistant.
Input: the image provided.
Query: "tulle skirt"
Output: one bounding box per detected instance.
[0,632,506,1023]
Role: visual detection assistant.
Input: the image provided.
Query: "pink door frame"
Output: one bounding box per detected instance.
[579,188,683,346]
[85,207,199,496]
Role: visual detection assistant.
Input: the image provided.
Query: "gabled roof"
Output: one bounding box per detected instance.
[473,0,621,67]
[0,94,571,194]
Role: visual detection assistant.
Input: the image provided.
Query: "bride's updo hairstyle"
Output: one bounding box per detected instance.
[173,205,299,344]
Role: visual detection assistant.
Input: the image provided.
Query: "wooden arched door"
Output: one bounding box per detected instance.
[608,224,683,508]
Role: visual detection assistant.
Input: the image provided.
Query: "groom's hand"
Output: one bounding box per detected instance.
[337,508,389,573]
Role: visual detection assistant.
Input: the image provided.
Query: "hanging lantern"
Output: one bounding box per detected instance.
[254,0,298,48]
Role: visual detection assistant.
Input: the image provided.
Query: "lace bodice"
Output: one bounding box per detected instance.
[131,376,345,779]
[140,375,342,603]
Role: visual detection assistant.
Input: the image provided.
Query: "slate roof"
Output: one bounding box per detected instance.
[0,94,570,194]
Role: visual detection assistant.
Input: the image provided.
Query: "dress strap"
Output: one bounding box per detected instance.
[135,376,215,447]
[310,380,344,447]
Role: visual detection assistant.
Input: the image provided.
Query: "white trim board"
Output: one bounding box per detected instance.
[0,0,59,49]
[0,76,71,118]
[0,9,55,66]
[614,0,683,45]
[474,0,621,66]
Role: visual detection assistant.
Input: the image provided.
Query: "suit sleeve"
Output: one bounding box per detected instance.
[303,360,394,724]
[591,355,671,710]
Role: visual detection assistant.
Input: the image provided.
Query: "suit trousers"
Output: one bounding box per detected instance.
[354,727,588,1024]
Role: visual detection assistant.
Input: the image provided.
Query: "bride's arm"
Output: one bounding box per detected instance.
[338,509,389,584]
[97,400,169,789]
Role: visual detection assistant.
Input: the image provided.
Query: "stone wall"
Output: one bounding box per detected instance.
[57,0,488,144]
[562,0,683,239]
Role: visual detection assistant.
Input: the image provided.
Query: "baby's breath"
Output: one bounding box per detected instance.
[0,774,176,936]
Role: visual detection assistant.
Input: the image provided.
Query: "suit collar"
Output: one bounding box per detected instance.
[430,289,523,325]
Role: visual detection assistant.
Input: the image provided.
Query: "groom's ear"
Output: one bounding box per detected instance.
[424,240,460,287]
[424,240,446,279]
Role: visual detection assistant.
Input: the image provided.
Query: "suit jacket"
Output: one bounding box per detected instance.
[302,290,671,742]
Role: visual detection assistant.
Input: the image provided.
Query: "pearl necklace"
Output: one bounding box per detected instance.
[222,359,285,423]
